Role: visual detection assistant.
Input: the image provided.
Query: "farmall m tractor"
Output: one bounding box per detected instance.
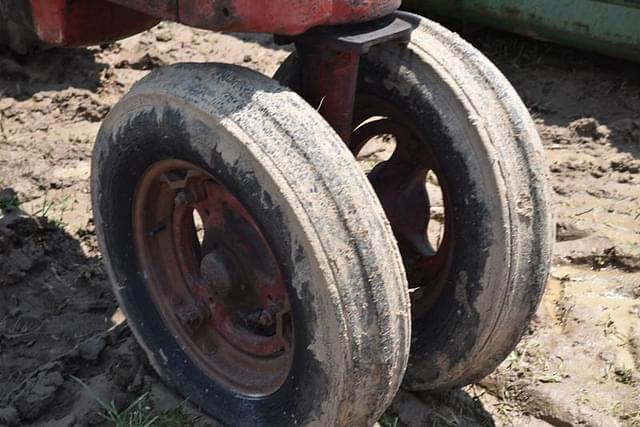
[0,1,552,425]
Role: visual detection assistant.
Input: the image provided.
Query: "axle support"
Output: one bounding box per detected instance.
[281,15,413,143]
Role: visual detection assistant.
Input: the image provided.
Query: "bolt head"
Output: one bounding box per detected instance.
[258,310,274,327]
[202,341,217,356]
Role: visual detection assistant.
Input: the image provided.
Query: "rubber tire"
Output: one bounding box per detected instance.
[91,63,410,426]
[275,11,553,391]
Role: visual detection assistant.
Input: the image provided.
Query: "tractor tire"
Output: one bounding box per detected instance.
[91,63,410,426]
[275,11,553,391]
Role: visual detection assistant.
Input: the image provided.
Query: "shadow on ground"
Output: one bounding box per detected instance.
[0,187,496,426]
[386,388,494,426]
[0,188,209,426]
[0,47,106,100]
[467,30,640,158]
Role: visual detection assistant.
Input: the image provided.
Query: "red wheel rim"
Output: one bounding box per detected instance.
[351,94,455,315]
[133,160,293,396]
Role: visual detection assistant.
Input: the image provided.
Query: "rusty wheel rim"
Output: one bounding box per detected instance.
[351,94,454,316]
[133,159,293,397]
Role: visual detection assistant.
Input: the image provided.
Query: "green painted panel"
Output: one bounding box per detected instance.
[403,0,640,62]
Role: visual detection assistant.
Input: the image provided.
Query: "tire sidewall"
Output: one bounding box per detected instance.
[357,46,510,387]
[92,99,339,426]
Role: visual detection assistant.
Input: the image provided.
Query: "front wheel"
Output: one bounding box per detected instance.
[91,63,410,425]
[275,11,553,391]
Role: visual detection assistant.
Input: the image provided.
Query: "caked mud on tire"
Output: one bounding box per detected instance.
[91,63,410,426]
[275,11,553,391]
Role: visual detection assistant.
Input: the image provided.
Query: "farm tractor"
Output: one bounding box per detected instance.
[0,1,552,425]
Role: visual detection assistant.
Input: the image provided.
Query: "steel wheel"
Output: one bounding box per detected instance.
[133,160,293,396]
[349,94,454,315]
[92,63,410,426]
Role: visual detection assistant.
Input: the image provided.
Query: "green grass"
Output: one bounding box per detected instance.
[378,412,399,427]
[156,405,193,427]
[72,376,158,427]
[32,193,71,228]
[614,367,634,385]
[72,376,196,427]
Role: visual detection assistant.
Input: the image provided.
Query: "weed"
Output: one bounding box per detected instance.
[597,316,630,344]
[156,404,193,427]
[591,247,619,270]
[493,400,518,419]
[33,194,54,219]
[378,412,399,427]
[429,408,462,426]
[614,367,634,385]
[622,409,640,427]
[589,246,634,271]
[32,193,71,228]
[72,376,158,427]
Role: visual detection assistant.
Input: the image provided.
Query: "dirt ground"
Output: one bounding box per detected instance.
[0,19,639,427]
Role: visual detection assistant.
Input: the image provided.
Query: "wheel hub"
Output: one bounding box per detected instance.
[200,251,235,298]
[133,159,293,397]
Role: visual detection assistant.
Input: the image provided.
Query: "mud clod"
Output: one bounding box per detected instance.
[0,405,20,427]
[78,335,107,362]
[11,363,64,420]
[570,117,601,139]
[555,221,589,242]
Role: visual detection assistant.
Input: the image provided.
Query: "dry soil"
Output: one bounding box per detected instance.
[0,21,639,427]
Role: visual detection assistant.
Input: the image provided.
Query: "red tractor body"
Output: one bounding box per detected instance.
[29,0,400,47]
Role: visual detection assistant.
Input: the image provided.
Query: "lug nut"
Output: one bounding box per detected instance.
[258,310,274,327]
[177,304,205,328]
[202,341,217,356]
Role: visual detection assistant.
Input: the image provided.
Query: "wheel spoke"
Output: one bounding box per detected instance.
[369,159,432,256]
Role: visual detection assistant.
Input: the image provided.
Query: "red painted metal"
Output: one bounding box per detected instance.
[134,160,294,396]
[30,0,159,47]
[289,14,412,142]
[349,94,454,313]
[297,47,361,142]
[29,0,401,47]
[168,175,291,358]
[108,0,400,35]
